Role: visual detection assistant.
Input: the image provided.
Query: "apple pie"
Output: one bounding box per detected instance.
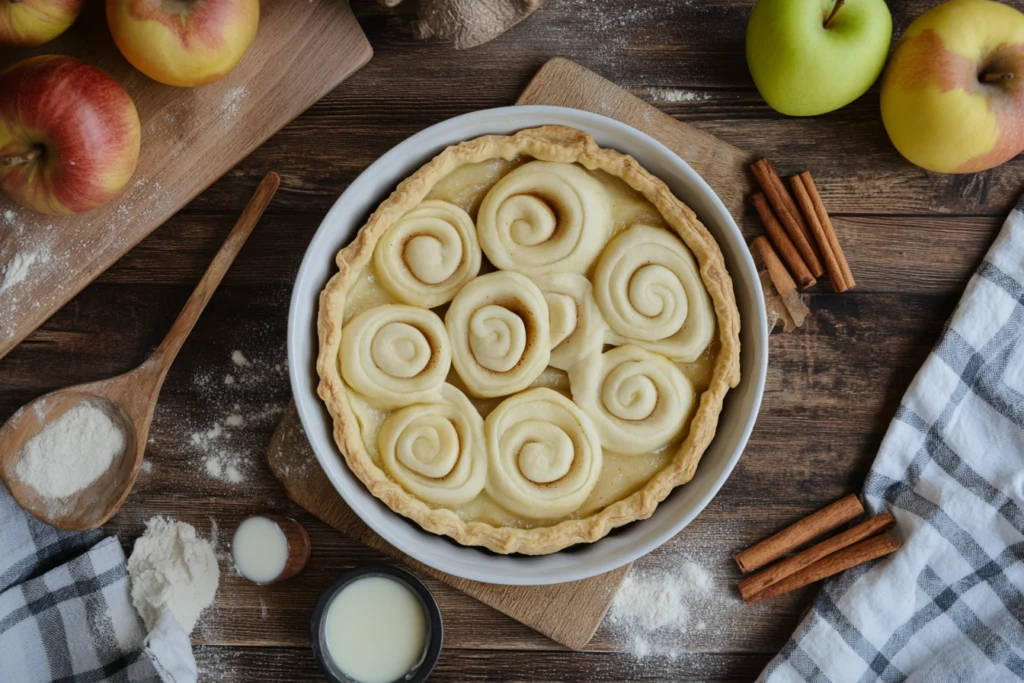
[317,126,741,555]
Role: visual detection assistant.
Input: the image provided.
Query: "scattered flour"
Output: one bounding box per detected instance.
[184,349,287,484]
[0,248,51,294]
[15,401,125,499]
[128,516,220,635]
[648,88,710,103]
[608,559,721,660]
[222,86,248,121]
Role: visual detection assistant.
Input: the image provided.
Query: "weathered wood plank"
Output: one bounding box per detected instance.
[192,643,772,682]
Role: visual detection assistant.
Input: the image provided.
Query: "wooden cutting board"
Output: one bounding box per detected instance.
[0,0,371,360]
[267,58,755,651]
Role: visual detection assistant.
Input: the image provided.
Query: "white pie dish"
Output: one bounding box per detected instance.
[288,105,767,585]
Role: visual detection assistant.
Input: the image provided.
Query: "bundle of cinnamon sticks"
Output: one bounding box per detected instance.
[750,159,855,298]
[734,494,900,603]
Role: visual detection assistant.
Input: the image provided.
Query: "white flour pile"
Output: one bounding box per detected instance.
[16,402,125,499]
[608,559,724,660]
[128,517,220,634]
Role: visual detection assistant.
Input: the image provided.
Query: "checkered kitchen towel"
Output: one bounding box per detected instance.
[761,201,1024,681]
[0,484,193,682]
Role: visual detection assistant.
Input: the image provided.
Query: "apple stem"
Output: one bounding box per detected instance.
[981,72,1014,84]
[1,148,41,168]
[824,0,845,28]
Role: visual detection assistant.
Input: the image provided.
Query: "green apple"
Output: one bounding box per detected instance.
[747,0,893,116]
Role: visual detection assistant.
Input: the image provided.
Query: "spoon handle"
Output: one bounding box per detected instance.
[151,172,280,370]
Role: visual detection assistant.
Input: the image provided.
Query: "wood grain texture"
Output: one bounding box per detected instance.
[266,402,629,651]
[0,0,371,360]
[2,0,1022,679]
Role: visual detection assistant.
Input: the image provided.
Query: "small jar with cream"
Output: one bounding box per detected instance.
[232,515,310,585]
[311,565,443,683]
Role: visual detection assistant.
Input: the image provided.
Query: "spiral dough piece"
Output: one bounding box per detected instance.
[445,271,550,398]
[484,388,603,519]
[377,384,487,506]
[340,305,451,408]
[569,345,694,456]
[373,200,481,308]
[476,161,612,276]
[531,272,608,372]
[594,224,715,362]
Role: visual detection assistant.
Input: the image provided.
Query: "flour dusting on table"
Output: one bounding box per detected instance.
[183,349,288,484]
[608,555,741,660]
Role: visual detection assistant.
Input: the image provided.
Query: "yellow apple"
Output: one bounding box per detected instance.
[880,0,1024,173]
[106,0,259,88]
[0,0,85,46]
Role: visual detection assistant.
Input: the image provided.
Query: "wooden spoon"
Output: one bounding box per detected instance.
[0,172,280,530]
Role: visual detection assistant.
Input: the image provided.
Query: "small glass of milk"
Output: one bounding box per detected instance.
[311,565,443,683]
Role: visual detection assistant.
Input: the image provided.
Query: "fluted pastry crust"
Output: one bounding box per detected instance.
[317,126,741,555]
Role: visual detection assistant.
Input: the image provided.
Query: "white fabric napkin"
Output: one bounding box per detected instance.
[761,200,1024,681]
[0,484,197,683]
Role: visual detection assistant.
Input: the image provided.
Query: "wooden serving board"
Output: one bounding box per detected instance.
[0,0,371,359]
[267,58,756,651]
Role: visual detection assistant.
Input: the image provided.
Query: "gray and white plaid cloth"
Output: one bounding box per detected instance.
[0,484,190,682]
[761,199,1024,681]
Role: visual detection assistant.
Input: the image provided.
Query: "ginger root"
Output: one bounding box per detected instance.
[379,0,543,49]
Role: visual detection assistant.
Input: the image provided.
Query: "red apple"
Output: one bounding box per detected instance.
[0,0,86,47]
[107,0,259,87]
[0,56,142,215]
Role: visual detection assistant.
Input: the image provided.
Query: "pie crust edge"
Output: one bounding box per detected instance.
[316,125,742,555]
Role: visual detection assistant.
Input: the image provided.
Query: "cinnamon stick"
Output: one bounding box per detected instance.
[734,494,864,574]
[737,512,894,601]
[752,192,815,289]
[797,172,855,290]
[790,174,848,292]
[751,236,796,296]
[744,533,901,603]
[751,159,824,277]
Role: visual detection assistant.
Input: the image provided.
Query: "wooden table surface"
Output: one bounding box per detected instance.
[3,1,1021,680]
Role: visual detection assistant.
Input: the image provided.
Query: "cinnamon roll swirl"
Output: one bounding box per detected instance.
[476,161,611,276]
[568,345,695,456]
[484,388,603,519]
[340,305,451,408]
[444,271,550,398]
[593,224,715,362]
[373,199,481,308]
[378,384,487,506]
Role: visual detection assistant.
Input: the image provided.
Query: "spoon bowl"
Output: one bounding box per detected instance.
[0,389,139,530]
[0,172,279,530]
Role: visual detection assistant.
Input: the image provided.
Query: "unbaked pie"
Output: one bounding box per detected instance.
[317,126,741,555]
